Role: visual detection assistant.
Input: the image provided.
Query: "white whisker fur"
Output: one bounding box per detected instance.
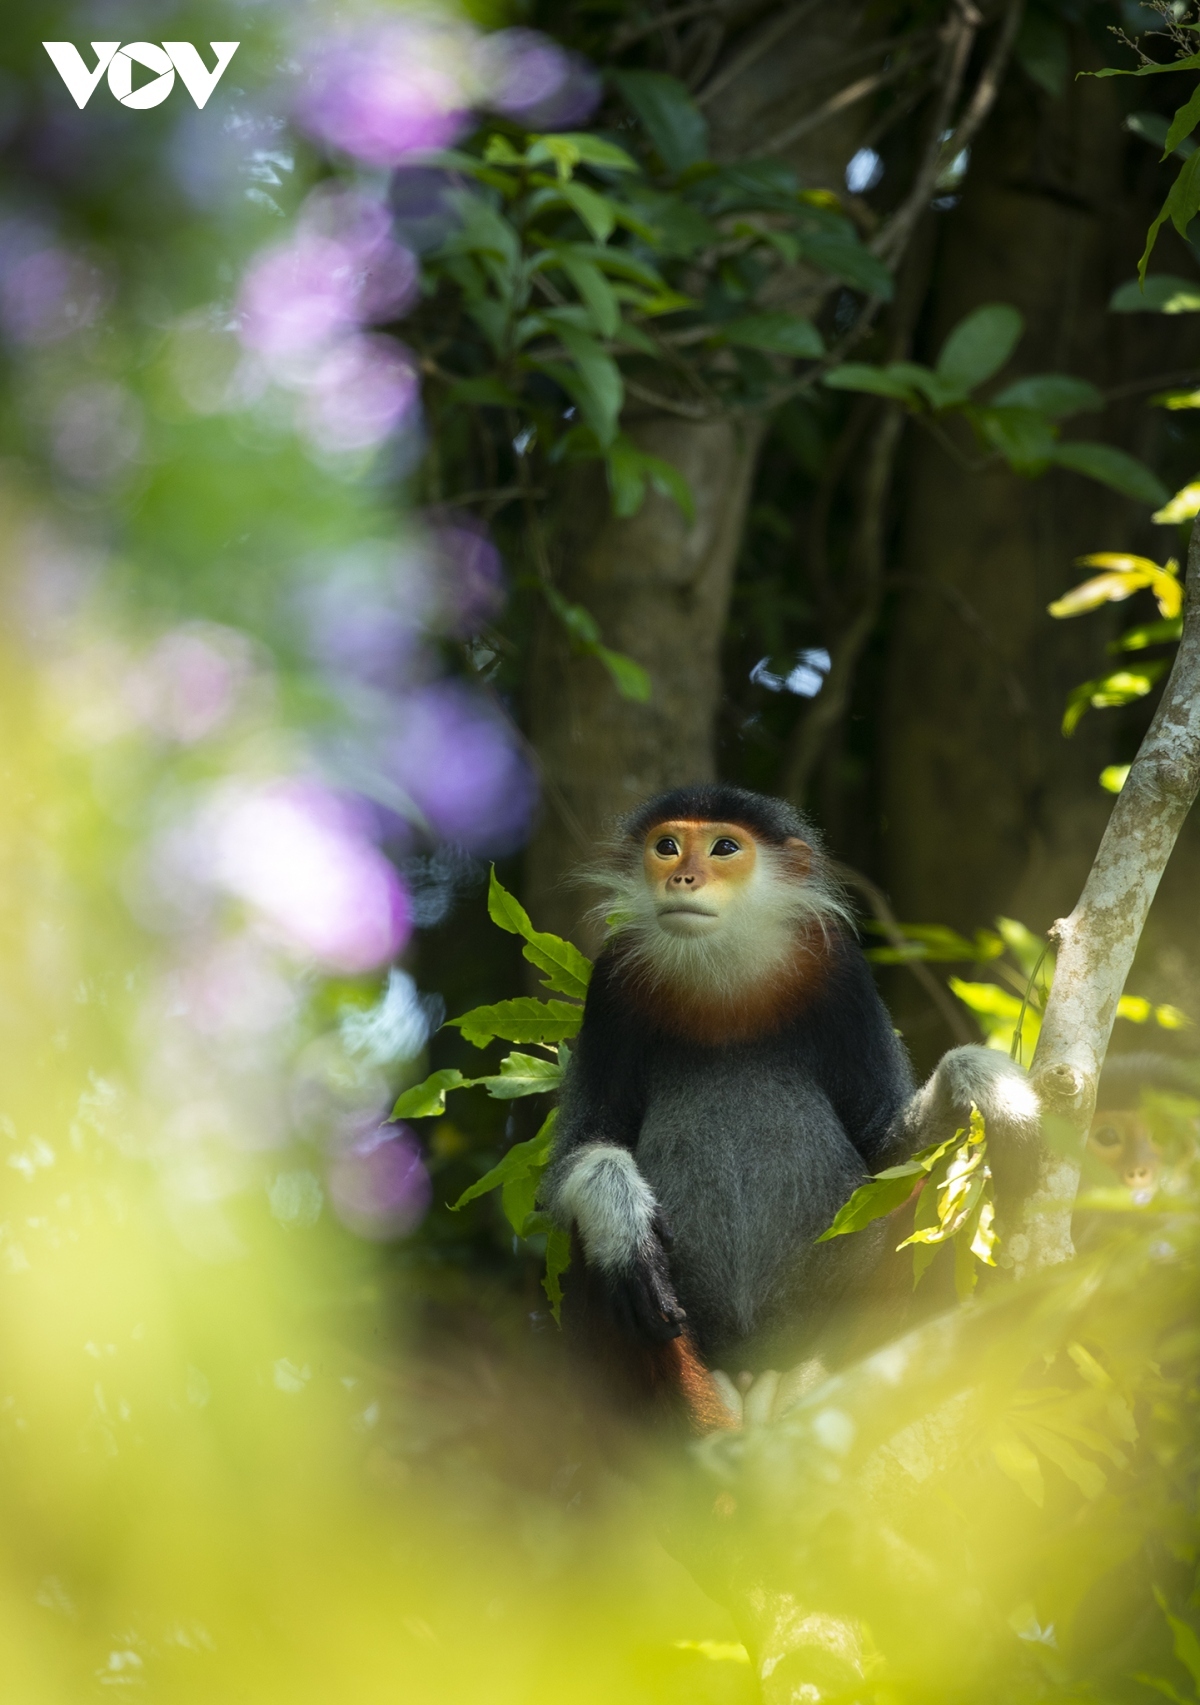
[582,842,853,1004]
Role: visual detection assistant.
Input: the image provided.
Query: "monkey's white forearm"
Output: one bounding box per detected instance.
[547,1143,658,1273]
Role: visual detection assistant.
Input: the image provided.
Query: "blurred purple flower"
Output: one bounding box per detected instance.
[385,681,537,852]
[294,333,420,454]
[301,543,432,688]
[479,29,602,129]
[328,1121,431,1239]
[237,224,416,366]
[126,623,254,744]
[294,19,474,168]
[51,381,142,484]
[0,224,110,345]
[212,780,411,972]
[431,514,505,637]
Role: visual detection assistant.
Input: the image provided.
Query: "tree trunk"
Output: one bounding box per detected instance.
[525,0,889,935]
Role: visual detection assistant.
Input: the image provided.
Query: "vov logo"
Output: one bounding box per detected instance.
[43,42,239,111]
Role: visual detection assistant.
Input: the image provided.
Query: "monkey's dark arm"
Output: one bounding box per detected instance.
[798,934,915,1170]
[804,934,1041,1192]
[541,959,685,1343]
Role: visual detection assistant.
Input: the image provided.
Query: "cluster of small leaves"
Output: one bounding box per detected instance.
[392,869,591,1318]
[1048,550,1183,736]
[819,1107,998,1300]
[868,913,1190,1055]
[825,303,1169,505]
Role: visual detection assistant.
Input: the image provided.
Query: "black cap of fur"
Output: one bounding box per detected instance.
[1097,1052,1200,1108]
[622,784,820,849]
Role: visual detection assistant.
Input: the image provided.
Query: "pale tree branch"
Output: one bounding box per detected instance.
[1016,519,1200,1276]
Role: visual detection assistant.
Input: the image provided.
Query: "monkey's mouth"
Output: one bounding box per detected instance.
[656,903,719,922]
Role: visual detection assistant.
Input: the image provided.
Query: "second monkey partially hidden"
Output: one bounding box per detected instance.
[542,784,1043,1421]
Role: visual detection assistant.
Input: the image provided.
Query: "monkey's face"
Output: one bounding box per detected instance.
[643,820,757,935]
[1087,1111,1161,1194]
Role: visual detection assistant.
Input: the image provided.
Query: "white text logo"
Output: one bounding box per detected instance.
[43,42,240,111]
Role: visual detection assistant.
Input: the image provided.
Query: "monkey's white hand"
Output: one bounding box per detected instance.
[909,1045,1041,1194]
[555,1145,687,1343]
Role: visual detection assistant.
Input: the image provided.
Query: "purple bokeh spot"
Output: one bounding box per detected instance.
[294,21,472,168]
[212,780,411,972]
[300,546,431,689]
[385,681,537,853]
[238,226,416,364]
[0,224,110,346]
[295,334,420,454]
[481,29,601,130]
[432,514,505,637]
[328,1122,431,1240]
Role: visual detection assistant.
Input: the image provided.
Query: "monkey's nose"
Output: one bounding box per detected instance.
[1123,1165,1154,1188]
[669,873,696,885]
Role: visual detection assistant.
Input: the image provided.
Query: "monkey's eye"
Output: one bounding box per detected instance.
[654,836,679,857]
[710,837,741,857]
[1092,1125,1122,1150]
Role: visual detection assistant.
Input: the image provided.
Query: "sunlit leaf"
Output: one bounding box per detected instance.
[1155,1588,1200,1691]
[1153,480,1200,523]
[527,133,640,176]
[1020,1423,1107,1498]
[1100,764,1131,793]
[1156,1004,1192,1029]
[936,304,1024,392]
[1118,995,1152,1023]
[995,917,1048,979]
[816,1171,920,1241]
[1048,572,1151,617]
[992,1430,1045,1505]
[447,997,583,1049]
[1110,616,1183,652]
[1062,663,1168,735]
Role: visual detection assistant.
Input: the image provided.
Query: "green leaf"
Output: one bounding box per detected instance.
[1156,1589,1200,1691]
[992,1430,1045,1506]
[973,406,1058,471]
[936,304,1024,392]
[527,133,640,176]
[1015,9,1069,97]
[1111,274,1200,313]
[1094,48,1200,78]
[1100,764,1131,794]
[445,376,521,408]
[596,646,652,702]
[1051,442,1170,507]
[995,917,1047,978]
[481,1052,564,1100]
[721,312,824,358]
[559,254,621,338]
[1062,663,1168,736]
[1020,1423,1107,1499]
[991,374,1103,417]
[451,1109,558,1223]
[447,997,584,1049]
[613,70,709,174]
[816,1171,919,1241]
[1133,1675,1193,1705]
[542,1221,572,1323]
[822,363,921,403]
[1110,616,1183,652]
[1165,84,1200,157]
[553,322,623,446]
[392,1068,473,1119]
[487,868,593,999]
[795,231,894,299]
[558,182,618,244]
[1139,146,1200,282]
